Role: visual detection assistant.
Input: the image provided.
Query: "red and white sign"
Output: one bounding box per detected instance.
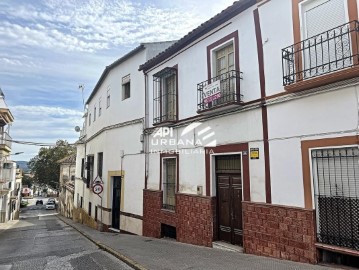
[93,184,103,195]
[203,81,221,104]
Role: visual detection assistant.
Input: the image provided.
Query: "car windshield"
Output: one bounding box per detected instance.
[47,202,55,205]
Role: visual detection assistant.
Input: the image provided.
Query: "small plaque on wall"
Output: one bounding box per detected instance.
[250,148,259,159]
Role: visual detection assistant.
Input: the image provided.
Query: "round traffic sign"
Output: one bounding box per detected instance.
[93,184,103,195]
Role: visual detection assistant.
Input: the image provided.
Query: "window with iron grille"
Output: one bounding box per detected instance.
[162,157,176,211]
[198,42,242,112]
[86,156,94,188]
[312,146,359,251]
[153,67,177,124]
[97,152,103,178]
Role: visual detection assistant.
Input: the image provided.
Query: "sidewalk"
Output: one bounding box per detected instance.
[0,220,18,234]
[58,216,334,270]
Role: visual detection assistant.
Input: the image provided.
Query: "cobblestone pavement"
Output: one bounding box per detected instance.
[0,199,133,270]
[59,216,339,270]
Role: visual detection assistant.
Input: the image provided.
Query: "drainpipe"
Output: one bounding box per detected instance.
[144,72,149,190]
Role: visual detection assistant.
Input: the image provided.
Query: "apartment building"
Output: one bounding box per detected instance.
[138,0,359,265]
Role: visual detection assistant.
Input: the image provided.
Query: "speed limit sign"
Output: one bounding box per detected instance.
[93,184,103,195]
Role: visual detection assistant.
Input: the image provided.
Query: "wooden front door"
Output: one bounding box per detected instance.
[216,155,243,246]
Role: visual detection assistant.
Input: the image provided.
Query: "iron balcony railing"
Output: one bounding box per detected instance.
[282,20,359,86]
[197,70,243,112]
[0,132,12,149]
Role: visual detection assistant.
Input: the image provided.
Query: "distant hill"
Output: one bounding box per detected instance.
[16,161,30,172]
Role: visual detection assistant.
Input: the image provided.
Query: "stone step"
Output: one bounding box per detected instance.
[108,227,120,233]
[212,241,243,253]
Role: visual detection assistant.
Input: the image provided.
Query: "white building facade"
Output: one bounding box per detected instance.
[0,89,17,224]
[139,0,359,265]
[74,42,175,234]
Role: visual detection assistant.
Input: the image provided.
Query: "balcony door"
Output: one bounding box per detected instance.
[300,0,350,78]
[214,43,235,105]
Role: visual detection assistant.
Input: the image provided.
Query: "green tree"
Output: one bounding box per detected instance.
[28,140,75,190]
[22,174,34,188]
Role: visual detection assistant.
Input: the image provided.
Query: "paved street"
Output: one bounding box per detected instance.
[0,197,133,270]
[59,217,335,270]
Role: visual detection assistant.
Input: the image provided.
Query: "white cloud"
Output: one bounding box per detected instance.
[0,0,239,161]
[11,105,83,141]
[0,0,206,53]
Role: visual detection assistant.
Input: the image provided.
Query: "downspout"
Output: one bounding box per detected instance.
[144,72,149,190]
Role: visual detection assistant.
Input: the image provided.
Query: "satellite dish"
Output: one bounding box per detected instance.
[74,126,81,132]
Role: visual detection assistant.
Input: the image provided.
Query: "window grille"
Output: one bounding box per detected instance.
[86,156,94,188]
[312,146,359,250]
[153,67,177,124]
[163,158,176,210]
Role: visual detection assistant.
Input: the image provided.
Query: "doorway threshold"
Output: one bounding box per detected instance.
[108,227,120,233]
[212,241,243,253]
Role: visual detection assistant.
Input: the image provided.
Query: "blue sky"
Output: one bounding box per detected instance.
[0,0,235,161]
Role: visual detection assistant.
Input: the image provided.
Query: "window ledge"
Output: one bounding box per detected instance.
[284,66,359,93]
[315,243,359,257]
[161,208,176,213]
[153,120,178,127]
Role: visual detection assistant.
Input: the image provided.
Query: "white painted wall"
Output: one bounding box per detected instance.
[146,110,265,199]
[146,5,261,125]
[75,43,175,234]
[259,0,294,96]
[268,86,359,207]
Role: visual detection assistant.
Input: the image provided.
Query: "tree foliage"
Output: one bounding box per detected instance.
[22,174,34,188]
[28,140,75,190]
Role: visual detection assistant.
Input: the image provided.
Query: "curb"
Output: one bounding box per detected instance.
[57,215,147,270]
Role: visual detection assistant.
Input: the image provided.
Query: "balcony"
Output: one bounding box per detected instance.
[0,132,12,151]
[0,184,10,196]
[282,21,359,91]
[197,70,243,113]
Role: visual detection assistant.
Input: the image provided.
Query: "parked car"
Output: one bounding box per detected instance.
[36,200,43,205]
[45,201,55,210]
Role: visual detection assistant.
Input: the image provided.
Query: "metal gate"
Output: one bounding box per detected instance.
[312,146,359,250]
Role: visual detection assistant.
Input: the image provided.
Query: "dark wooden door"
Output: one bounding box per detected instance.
[112,176,121,229]
[217,173,243,246]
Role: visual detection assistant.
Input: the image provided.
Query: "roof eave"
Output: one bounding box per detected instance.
[86,44,146,104]
[139,0,256,72]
